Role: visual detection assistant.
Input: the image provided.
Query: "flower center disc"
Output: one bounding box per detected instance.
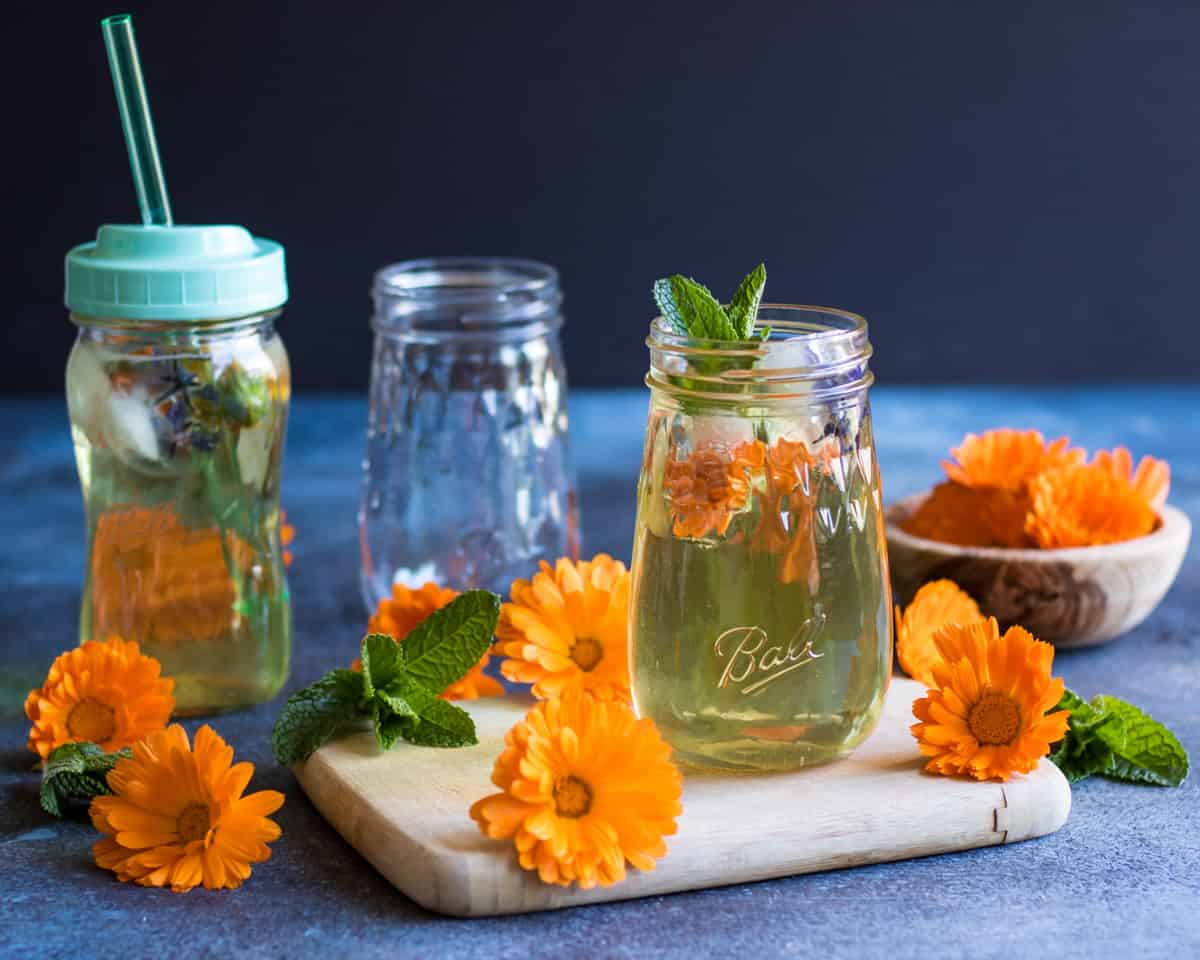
[967,690,1022,746]
[553,775,593,818]
[66,697,116,743]
[569,636,604,672]
[177,804,212,844]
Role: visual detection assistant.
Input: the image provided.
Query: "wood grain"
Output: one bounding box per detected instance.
[293,677,1071,916]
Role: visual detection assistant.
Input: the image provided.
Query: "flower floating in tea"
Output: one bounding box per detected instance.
[751,437,823,589]
[470,692,682,888]
[89,506,259,646]
[664,441,764,539]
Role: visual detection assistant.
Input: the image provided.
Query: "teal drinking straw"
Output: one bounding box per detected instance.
[101,14,173,226]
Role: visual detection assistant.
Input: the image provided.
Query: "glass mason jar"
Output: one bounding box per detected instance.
[630,305,892,772]
[360,258,579,606]
[65,224,292,713]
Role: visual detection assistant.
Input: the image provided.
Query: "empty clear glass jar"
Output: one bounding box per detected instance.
[629,305,892,772]
[360,258,579,607]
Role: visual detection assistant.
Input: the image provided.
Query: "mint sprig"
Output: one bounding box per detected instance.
[1050,689,1188,786]
[40,741,131,817]
[652,264,769,342]
[726,263,767,339]
[271,668,367,765]
[271,590,501,765]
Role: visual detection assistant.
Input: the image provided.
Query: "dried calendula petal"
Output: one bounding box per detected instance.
[901,481,1030,548]
[895,580,985,686]
[943,429,1085,492]
[1026,463,1157,548]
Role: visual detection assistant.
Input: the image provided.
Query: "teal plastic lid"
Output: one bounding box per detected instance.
[65,224,287,321]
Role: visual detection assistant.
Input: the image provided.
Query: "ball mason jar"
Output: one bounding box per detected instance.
[65,224,292,713]
[629,305,892,772]
[360,258,579,607]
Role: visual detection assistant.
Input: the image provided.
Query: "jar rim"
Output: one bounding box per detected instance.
[374,257,558,298]
[646,303,873,404]
[648,303,866,350]
[371,257,562,338]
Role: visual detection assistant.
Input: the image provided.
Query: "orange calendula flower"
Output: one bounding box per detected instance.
[943,429,1084,492]
[1025,463,1157,548]
[901,481,1030,548]
[911,618,1070,781]
[91,724,283,893]
[751,438,820,588]
[495,555,631,702]
[1091,447,1170,512]
[664,440,765,539]
[24,636,175,761]
[894,580,984,686]
[470,693,682,888]
[360,582,503,700]
[89,506,256,646]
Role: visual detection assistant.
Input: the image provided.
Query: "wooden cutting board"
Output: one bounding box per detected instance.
[293,677,1070,916]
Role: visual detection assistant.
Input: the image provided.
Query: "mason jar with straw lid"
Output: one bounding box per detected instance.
[64,15,292,713]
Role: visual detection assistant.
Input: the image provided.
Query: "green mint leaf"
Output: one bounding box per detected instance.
[370,674,477,750]
[361,632,406,699]
[1090,695,1188,787]
[403,694,478,748]
[372,702,412,751]
[674,275,739,340]
[374,672,424,729]
[272,668,367,765]
[726,263,766,339]
[653,277,689,335]
[1050,688,1189,787]
[1049,727,1111,784]
[398,590,500,694]
[40,742,130,817]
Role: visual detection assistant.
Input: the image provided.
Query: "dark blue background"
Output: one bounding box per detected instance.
[10,1,1200,389]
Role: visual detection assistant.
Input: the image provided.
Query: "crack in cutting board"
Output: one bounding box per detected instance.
[293,676,1070,916]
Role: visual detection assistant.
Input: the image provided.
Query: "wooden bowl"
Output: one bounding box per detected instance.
[885,491,1191,648]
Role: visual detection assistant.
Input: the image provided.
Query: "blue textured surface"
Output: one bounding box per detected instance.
[1,387,1197,959]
